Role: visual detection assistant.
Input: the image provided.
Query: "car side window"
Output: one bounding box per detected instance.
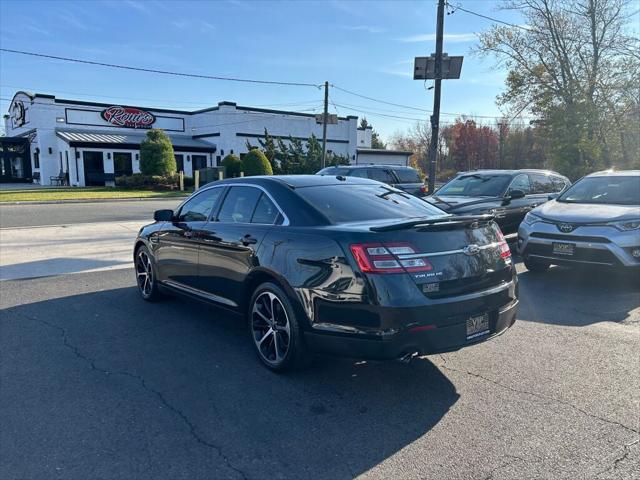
[348,169,369,178]
[509,174,531,194]
[551,176,568,193]
[529,173,553,194]
[251,193,280,224]
[217,186,262,223]
[368,169,395,183]
[177,188,222,222]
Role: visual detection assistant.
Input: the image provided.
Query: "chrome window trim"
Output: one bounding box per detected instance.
[214,183,290,226]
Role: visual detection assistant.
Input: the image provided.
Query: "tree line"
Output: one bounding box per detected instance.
[392,0,638,181]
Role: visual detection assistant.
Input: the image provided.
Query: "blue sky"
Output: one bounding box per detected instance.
[0,0,525,141]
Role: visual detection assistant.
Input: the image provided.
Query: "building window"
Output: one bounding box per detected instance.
[34,151,40,169]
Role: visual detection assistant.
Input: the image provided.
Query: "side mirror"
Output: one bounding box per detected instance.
[509,189,526,200]
[154,209,174,222]
[548,193,558,201]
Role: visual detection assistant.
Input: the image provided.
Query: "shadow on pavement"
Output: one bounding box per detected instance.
[517,265,639,326]
[1,286,459,479]
[0,257,130,281]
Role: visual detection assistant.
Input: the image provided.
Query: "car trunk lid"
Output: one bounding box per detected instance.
[339,216,512,296]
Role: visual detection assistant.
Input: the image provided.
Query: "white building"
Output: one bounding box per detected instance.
[1,91,411,186]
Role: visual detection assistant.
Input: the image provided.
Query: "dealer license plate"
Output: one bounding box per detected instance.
[467,313,490,340]
[552,242,574,256]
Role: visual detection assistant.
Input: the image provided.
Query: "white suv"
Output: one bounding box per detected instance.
[518,170,640,272]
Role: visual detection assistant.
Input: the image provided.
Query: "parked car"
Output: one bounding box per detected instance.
[134,175,518,371]
[518,170,640,272]
[317,164,425,196]
[425,169,570,237]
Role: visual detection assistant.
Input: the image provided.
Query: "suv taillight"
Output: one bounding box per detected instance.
[350,243,433,274]
[496,230,511,259]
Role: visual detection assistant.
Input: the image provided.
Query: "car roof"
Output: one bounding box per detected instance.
[587,169,640,177]
[456,169,566,177]
[325,164,415,170]
[209,174,380,189]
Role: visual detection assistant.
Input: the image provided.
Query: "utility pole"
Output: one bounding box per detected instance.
[426,0,445,194]
[497,122,504,169]
[321,81,329,169]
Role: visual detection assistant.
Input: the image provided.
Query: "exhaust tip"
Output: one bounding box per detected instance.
[397,351,419,364]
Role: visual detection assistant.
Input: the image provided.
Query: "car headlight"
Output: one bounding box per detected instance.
[523,212,542,226]
[609,219,640,231]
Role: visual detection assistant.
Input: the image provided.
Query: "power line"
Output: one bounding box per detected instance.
[0,48,322,88]
[446,2,533,32]
[331,84,431,113]
[0,84,323,109]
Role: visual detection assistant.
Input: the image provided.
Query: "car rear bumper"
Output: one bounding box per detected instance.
[303,297,518,360]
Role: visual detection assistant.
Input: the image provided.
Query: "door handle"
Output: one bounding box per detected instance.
[240,234,258,245]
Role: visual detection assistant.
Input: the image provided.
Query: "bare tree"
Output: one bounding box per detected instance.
[477,0,639,177]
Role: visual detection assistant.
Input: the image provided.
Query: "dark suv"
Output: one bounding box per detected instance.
[317,165,424,196]
[425,169,571,237]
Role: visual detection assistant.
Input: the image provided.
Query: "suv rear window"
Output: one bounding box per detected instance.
[297,184,445,223]
[394,168,421,183]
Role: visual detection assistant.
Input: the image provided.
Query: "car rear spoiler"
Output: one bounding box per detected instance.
[370,214,495,232]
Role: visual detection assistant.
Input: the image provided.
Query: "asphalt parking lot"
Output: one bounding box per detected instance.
[1,202,639,480]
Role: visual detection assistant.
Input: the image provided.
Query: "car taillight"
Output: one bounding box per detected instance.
[349,243,433,274]
[420,185,428,194]
[496,230,511,259]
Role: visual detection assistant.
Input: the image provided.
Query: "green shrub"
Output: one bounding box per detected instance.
[221,153,242,177]
[243,149,273,176]
[139,129,176,176]
[115,173,178,189]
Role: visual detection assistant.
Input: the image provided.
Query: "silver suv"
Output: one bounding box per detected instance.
[518,170,640,271]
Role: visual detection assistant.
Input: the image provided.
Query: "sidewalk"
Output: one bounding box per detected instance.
[0,220,141,280]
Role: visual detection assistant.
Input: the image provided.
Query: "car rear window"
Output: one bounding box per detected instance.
[297,184,445,223]
[394,169,421,183]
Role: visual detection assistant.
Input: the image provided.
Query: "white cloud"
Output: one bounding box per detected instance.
[123,0,150,14]
[379,68,412,78]
[340,25,385,34]
[200,21,216,32]
[398,32,478,43]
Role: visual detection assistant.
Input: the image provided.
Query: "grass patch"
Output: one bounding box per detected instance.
[0,187,191,202]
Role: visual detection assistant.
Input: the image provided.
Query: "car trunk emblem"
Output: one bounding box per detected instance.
[463,244,481,255]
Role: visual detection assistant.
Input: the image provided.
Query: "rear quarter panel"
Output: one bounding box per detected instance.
[253,227,366,329]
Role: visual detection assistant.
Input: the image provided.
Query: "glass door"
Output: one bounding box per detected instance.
[83,151,105,186]
[175,154,184,173]
[0,138,31,182]
[113,152,133,177]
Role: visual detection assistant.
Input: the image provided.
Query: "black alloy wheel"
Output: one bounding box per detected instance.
[249,282,310,372]
[136,246,162,301]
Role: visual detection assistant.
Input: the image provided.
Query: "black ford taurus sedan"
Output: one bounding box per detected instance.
[134,175,518,371]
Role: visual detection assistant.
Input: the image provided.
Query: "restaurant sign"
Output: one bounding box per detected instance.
[101,106,156,128]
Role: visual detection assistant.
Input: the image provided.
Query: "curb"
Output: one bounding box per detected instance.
[0,196,188,206]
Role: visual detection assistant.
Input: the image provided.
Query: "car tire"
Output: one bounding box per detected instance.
[135,245,163,302]
[524,257,550,273]
[248,282,311,372]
